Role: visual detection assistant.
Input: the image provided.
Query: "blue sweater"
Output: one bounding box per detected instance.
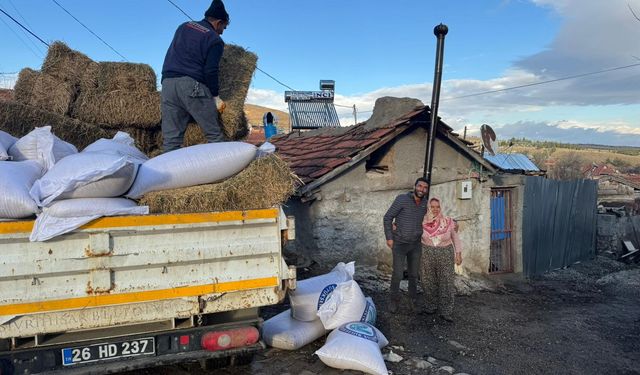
[161,19,224,96]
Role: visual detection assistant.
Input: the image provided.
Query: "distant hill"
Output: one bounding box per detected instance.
[244,103,290,132]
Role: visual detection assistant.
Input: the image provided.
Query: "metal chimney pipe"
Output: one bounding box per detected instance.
[423,23,448,186]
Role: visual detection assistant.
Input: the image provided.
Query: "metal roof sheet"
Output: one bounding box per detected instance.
[484,153,540,171]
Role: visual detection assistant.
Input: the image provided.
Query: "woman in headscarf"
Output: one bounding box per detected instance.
[421,197,462,322]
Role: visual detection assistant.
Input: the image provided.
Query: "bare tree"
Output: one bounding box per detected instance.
[550,152,585,180]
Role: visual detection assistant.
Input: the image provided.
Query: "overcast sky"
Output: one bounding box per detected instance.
[1,0,639,146]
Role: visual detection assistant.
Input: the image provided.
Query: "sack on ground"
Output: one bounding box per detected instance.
[262,309,327,350]
[30,198,149,242]
[0,130,17,161]
[362,297,377,326]
[30,152,137,207]
[8,126,77,170]
[289,261,355,322]
[316,280,368,330]
[315,322,389,375]
[126,142,257,199]
[0,160,44,219]
[82,131,148,164]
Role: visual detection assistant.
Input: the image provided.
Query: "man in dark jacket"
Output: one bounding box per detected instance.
[160,0,229,152]
[383,178,429,313]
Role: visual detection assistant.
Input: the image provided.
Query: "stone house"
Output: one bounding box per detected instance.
[272,98,528,276]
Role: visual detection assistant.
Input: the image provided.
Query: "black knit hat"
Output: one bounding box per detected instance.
[205,0,229,22]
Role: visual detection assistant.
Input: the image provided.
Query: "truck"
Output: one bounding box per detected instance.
[0,207,297,374]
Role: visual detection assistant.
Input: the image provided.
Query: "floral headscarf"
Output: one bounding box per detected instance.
[423,197,453,246]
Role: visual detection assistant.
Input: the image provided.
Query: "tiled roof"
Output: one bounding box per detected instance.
[272,106,428,186]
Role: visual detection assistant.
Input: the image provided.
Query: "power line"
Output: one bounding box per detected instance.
[166,0,193,20]
[0,13,42,58]
[50,0,128,61]
[4,0,46,55]
[442,62,640,101]
[256,67,296,91]
[0,6,49,47]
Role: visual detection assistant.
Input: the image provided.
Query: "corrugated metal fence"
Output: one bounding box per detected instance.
[522,177,598,277]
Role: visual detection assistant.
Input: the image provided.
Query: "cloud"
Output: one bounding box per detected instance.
[514,0,640,105]
[494,120,640,146]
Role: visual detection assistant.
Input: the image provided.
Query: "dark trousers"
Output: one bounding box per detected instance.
[161,76,224,152]
[390,241,422,299]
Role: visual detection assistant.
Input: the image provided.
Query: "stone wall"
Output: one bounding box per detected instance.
[597,213,640,257]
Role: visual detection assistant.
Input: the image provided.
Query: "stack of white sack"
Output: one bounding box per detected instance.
[8,126,77,170]
[315,322,389,375]
[0,130,17,161]
[289,262,356,321]
[316,280,375,330]
[0,160,45,219]
[28,131,149,241]
[126,141,269,199]
[262,262,378,351]
[30,198,149,242]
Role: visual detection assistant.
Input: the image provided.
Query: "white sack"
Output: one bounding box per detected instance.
[126,142,257,199]
[0,130,17,161]
[262,309,327,350]
[317,280,368,330]
[289,261,355,322]
[0,161,44,219]
[9,126,77,170]
[30,198,149,242]
[30,152,137,207]
[362,297,377,326]
[82,131,148,164]
[315,322,389,375]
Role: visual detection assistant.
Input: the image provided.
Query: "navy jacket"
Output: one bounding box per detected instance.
[162,19,224,96]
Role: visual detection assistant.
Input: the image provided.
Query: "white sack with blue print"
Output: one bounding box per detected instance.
[288,261,355,322]
[315,321,388,375]
[316,280,371,330]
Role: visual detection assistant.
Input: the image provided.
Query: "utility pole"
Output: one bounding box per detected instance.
[353,104,358,125]
[423,23,449,187]
[463,126,467,139]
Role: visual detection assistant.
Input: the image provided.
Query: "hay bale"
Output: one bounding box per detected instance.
[41,41,94,85]
[218,44,257,140]
[12,68,37,104]
[73,90,161,128]
[0,101,111,149]
[116,126,162,155]
[13,69,76,115]
[139,154,298,214]
[81,62,157,93]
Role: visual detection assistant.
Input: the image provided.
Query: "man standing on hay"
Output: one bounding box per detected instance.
[161,0,229,152]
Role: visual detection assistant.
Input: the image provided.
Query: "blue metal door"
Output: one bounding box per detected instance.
[490,188,514,273]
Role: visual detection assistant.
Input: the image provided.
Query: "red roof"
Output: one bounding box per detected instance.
[583,163,618,177]
[272,107,427,185]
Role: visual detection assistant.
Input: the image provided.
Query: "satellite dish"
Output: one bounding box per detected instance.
[480,124,498,156]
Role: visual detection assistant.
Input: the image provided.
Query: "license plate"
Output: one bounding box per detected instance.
[61,337,155,366]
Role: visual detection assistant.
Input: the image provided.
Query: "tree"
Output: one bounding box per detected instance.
[550,152,584,180]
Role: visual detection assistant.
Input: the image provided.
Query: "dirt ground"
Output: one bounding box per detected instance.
[129,256,640,375]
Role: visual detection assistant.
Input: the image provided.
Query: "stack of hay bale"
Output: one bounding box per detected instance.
[0,41,298,214]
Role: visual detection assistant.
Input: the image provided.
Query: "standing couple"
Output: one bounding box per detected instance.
[383,178,463,322]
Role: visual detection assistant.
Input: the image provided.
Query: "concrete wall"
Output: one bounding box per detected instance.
[284,127,525,274]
